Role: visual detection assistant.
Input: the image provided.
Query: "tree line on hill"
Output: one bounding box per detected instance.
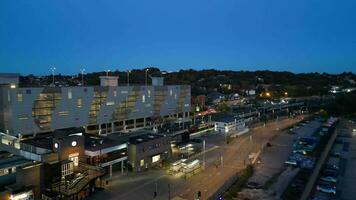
[19,68,356,97]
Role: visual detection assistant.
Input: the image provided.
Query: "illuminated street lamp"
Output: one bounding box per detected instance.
[284,91,288,96]
[80,68,85,86]
[127,70,131,86]
[266,92,271,97]
[145,68,149,86]
[50,67,56,86]
[105,69,111,77]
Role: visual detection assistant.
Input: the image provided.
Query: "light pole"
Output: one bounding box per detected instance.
[203,139,206,170]
[127,70,131,86]
[80,68,85,86]
[105,69,111,77]
[145,68,149,86]
[50,67,56,86]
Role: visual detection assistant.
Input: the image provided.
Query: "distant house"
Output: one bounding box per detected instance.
[245,89,256,96]
[206,92,225,104]
[228,93,240,100]
[191,95,206,110]
[212,114,248,136]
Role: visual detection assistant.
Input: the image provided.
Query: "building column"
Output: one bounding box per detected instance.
[143,118,146,127]
[121,160,124,175]
[98,124,102,135]
[110,164,113,179]
[111,122,114,133]
[123,120,126,131]
[134,119,137,129]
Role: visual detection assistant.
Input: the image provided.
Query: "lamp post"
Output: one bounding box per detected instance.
[50,67,56,86]
[203,139,206,170]
[145,68,149,86]
[105,69,111,77]
[127,70,131,86]
[80,68,85,86]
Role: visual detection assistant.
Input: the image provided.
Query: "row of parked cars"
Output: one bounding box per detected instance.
[311,137,343,199]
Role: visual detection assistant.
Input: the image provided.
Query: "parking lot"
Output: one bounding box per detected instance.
[238,118,321,199]
[334,120,356,200]
[307,119,355,200]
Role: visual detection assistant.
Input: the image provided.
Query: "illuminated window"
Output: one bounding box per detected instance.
[68,153,79,166]
[148,90,151,98]
[18,115,29,120]
[113,90,117,97]
[0,168,9,176]
[17,93,23,102]
[62,161,74,177]
[152,155,160,163]
[77,98,82,108]
[68,89,72,99]
[170,89,173,96]
[140,159,144,167]
[58,111,69,116]
[106,101,115,106]
[142,95,146,103]
[174,93,177,99]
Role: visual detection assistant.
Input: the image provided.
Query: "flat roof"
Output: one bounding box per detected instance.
[22,135,53,150]
[129,134,166,145]
[85,135,124,151]
[212,114,237,123]
[0,154,32,170]
[21,127,85,150]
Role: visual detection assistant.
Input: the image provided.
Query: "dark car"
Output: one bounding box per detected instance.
[246,181,262,189]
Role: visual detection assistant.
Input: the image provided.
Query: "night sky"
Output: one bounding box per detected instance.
[1,0,356,75]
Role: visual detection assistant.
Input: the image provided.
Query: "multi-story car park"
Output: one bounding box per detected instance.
[0,74,191,138]
[0,73,191,199]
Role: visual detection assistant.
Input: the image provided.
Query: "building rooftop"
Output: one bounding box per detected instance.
[211,114,237,123]
[22,127,85,150]
[0,153,32,170]
[129,134,166,145]
[22,135,53,150]
[85,135,124,152]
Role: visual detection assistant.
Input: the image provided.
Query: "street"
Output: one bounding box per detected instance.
[89,116,305,200]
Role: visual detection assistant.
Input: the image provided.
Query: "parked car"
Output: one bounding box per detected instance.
[320,176,337,183]
[246,181,262,189]
[316,181,336,195]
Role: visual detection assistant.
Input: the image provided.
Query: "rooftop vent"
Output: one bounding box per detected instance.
[99,76,119,87]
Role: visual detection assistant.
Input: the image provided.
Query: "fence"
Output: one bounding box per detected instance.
[207,172,239,200]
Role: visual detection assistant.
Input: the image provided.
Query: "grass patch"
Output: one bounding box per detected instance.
[223,165,254,199]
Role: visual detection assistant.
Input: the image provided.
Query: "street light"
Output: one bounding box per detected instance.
[127,70,131,86]
[50,67,56,86]
[145,68,149,86]
[203,139,206,170]
[105,69,111,77]
[80,68,85,86]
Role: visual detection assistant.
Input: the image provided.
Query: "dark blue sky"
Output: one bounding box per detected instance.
[1,0,356,75]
